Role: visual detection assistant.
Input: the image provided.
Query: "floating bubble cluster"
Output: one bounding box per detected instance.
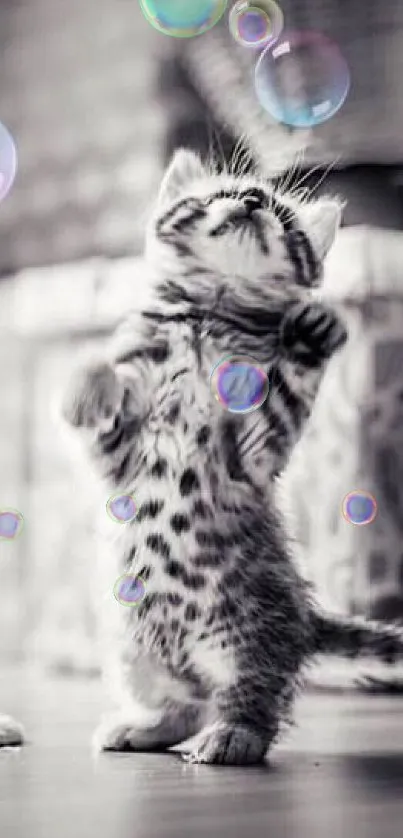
[0,509,24,541]
[113,573,146,607]
[229,0,284,50]
[106,493,137,523]
[0,122,17,204]
[139,0,228,38]
[255,30,350,127]
[342,491,377,527]
[210,354,269,414]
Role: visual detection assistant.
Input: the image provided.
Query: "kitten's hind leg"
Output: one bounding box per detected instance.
[183,667,291,766]
[93,702,203,753]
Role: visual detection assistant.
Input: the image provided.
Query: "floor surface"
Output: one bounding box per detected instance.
[1,667,403,838]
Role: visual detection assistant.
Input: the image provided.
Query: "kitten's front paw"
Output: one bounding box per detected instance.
[93,715,144,752]
[0,714,24,748]
[92,711,168,753]
[281,301,347,366]
[182,722,267,766]
[62,361,125,432]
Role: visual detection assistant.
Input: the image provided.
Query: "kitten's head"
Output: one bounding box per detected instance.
[146,148,342,312]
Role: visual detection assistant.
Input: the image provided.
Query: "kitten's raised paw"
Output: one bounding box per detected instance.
[281,301,347,366]
[0,714,24,748]
[62,361,125,432]
[182,722,267,766]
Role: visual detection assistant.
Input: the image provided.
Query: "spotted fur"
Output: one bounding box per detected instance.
[62,150,403,766]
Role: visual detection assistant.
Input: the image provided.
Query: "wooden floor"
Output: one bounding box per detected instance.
[1,667,403,838]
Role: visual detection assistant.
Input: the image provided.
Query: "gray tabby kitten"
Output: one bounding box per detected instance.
[62,150,403,766]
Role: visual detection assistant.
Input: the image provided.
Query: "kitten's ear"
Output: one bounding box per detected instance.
[157,149,205,205]
[301,198,343,260]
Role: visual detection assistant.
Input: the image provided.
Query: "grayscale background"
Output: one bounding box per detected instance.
[1,2,403,836]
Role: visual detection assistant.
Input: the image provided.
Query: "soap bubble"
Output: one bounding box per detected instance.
[139,0,228,38]
[255,30,350,127]
[210,354,269,414]
[229,1,284,50]
[0,509,24,541]
[342,491,377,527]
[113,573,146,607]
[0,122,17,204]
[106,493,137,523]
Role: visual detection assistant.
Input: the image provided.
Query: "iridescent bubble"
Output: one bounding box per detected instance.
[0,122,17,204]
[113,573,146,607]
[255,30,351,127]
[139,0,228,38]
[0,509,24,541]
[229,1,284,50]
[106,493,137,523]
[342,491,377,527]
[210,354,269,414]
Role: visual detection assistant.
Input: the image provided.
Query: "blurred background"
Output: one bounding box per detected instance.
[1,0,403,689]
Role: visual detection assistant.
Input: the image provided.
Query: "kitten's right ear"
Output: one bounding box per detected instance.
[157,148,205,206]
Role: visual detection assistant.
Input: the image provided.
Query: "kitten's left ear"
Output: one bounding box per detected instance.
[301,198,344,260]
[157,148,205,206]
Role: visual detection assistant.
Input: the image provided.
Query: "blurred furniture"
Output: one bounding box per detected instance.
[0,0,164,276]
[284,227,403,627]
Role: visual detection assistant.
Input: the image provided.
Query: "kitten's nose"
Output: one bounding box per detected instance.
[243,195,262,217]
[227,196,262,224]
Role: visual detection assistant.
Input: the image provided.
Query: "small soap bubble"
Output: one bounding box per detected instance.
[139,0,228,38]
[0,122,17,204]
[210,354,269,414]
[342,491,377,527]
[0,509,24,541]
[106,493,137,523]
[229,1,284,50]
[113,574,146,607]
[255,30,350,127]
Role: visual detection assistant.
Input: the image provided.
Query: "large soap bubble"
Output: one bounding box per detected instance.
[255,31,351,128]
[139,0,228,38]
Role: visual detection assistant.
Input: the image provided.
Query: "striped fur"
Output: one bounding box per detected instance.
[62,151,403,766]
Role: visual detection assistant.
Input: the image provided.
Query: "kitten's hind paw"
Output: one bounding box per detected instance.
[182,722,267,766]
[0,714,24,748]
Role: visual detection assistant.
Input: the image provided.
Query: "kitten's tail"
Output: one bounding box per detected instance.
[311,610,403,664]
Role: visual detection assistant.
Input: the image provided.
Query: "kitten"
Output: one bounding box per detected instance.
[61,149,403,766]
